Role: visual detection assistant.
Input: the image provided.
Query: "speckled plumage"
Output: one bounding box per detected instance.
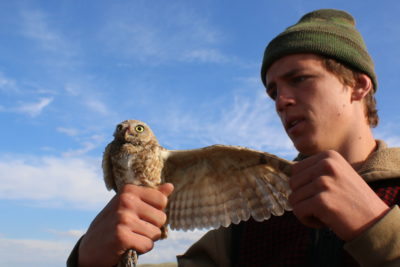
[102,119,294,266]
[103,121,164,191]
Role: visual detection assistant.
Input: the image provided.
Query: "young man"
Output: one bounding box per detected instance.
[68,9,400,267]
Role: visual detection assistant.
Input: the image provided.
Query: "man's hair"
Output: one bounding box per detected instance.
[323,58,379,128]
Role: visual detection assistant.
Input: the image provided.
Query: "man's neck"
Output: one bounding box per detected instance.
[338,129,377,170]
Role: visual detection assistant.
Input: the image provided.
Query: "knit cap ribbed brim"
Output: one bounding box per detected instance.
[261,9,377,91]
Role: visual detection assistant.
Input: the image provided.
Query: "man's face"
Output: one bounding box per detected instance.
[266,54,357,155]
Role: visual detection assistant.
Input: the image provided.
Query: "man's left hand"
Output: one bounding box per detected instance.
[288,150,390,241]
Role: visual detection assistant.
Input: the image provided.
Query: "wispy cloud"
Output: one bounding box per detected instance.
[0,155,112,210]
[85,99,110,115]
[47,229,86,239]
[0,237,73,267]
[374,121,400,147]
[20,8,74,57]
[182,49,230,64]
[62,136,106,157]
[140,229,208,263]
[102,4,232,65]
[58,128,106,157]
[156,77,295,158]
[62,82,115,120]
[0,228,206,266]
[15,97,53,117]
[57,127,80,137]
[0,72,18,93]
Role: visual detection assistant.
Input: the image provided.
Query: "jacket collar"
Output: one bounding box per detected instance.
[294,140,400,182]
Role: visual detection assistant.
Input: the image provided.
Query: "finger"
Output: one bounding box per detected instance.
[131,217,163,240]
[290,151,340,191]
[114,209,164,248]
[141,189,169,210]
[289,175,331,206]
[291,196,326,228]
[291,150,337,174]
[117,188,168,227]
[119,229,156,254]
[291,152,324,173]
[120,184,169,210]
[137,205,168,228]
[289,162,323,191]
[158,183,174,197]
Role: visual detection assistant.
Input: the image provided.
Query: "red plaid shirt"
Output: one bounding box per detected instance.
[234,179,400,267]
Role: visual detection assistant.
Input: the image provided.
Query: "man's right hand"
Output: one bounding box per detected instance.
[78,183,174,267]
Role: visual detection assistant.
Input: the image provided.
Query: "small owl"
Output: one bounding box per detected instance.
[102,119,293,267]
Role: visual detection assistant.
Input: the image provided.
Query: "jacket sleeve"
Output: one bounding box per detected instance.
[177,226,232,267]
[344,205,400,267]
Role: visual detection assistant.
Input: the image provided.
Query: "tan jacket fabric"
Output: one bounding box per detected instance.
[177,140,400,267]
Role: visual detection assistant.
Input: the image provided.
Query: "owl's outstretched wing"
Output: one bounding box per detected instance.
[162,145,293,231]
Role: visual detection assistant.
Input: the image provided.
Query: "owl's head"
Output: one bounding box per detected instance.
[113,120,158,146]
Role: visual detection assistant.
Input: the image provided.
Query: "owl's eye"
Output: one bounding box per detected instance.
[116,124,123,132]
[135,125,145,133]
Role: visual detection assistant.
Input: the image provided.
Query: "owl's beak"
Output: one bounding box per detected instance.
[124,128,130,136]
[125,128,136,138]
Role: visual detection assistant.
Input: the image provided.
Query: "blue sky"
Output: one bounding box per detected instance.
[1,1,400,266]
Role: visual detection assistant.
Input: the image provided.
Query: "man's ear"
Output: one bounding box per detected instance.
[351,74,373,101]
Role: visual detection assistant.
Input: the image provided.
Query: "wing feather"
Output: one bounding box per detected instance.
[102,142,117,191]
[163,145,293,231]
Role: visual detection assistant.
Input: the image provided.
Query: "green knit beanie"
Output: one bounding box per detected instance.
[261,9,377,91]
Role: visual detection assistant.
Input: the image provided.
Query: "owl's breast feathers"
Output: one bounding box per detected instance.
[102,139,164,192]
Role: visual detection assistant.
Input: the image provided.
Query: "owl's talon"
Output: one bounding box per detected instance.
[117,249,137,267]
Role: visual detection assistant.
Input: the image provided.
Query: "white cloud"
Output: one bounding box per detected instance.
[102,4,229,65]
[182,49,230,63]
[15,97,53,117]
[57,127,79,137]
[62,82,115,120]
[139,229,208,264]
[383,136,400,147]
[0,155,113,210]
[62,141,99,157]
[64,83,82,96]
[61,134,106,157]
[47,229,86,239]
[0,97,53,117]
[23,97,53,115]
[20,9,72,56]
[0,72,17,93]
[374,125,400,147]
[0,237,73,267]
[0,228,208,266]
[85,98,110,115]
[157,79,296,158]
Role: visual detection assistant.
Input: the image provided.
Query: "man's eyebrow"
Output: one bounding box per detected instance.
[282,68,303,78]
[266,68,303,90]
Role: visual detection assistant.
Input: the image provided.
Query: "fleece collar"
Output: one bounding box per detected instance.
[294,140,400,183]
[358,140,400,182]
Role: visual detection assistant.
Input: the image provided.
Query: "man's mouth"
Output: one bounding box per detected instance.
[285,117,304,132]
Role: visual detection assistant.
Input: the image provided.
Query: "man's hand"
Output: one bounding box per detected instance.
[78,183,174,267]
[288,150,389,241]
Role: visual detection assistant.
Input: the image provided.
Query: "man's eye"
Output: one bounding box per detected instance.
[267,87,277,100]
[292,76,308,83]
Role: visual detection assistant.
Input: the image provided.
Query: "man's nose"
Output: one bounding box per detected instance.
[275,87,295,112]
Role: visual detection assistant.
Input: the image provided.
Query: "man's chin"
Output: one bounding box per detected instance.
[292,139,319,156]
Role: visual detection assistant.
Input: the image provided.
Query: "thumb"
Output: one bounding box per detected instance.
[158,183,174,197]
